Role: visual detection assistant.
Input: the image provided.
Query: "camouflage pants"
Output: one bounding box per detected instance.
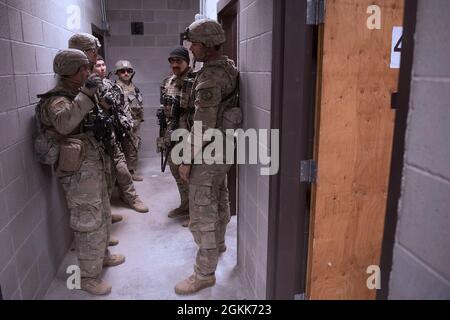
[168,150,189,211]
[122,122,141,172]
[111,143,137,203]
[189,164,232,279]
[59,144,111,279]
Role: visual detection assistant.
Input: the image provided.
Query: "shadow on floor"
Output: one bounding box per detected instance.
[43,157,248,300]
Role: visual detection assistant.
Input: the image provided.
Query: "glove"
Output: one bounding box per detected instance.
[81,74,102,97]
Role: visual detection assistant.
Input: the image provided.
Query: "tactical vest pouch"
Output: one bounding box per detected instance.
[34,131,60,165]
[58,138,85,173]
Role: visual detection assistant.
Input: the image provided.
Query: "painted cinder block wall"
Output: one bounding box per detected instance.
[105,0,199,160]
[237,0,272,299]
[388,0,450,299]
[0,0,103,300]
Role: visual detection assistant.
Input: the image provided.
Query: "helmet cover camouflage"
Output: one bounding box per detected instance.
[53,49,90,76]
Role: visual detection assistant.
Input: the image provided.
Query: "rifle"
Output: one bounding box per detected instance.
[84,97,115,156]
[157,93,183,173]
[104,93,139,154]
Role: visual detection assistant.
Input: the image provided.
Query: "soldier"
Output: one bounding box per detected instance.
[68,33,125,226]
[175,19,239,295]
[93,56,149,214]
[35,49,125,295]
[160,47,195,227]
[115,61,145,181]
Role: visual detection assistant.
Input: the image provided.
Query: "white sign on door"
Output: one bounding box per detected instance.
[390,26,403,69]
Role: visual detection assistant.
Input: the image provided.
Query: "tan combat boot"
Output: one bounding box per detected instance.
[111,214,123,224]
[80,278,112,296]
[218,243,227,254]
[103,254,126,267]
[181,218,190,228]
[127,197,149,213]
[174,273,216,295]
[130,171,144,181]
[168,207,189,219]
[109,237,119,246]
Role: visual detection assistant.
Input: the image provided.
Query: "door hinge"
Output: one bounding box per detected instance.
[300,160,317,183]
[306,0,326,25]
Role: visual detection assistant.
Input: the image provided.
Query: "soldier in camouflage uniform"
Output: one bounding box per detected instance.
[36,49,125,295]
[161,47,194,227]
[115,61,145,181]
[68,33,125,227]
[93,57,149,214]
[175,19,239,295]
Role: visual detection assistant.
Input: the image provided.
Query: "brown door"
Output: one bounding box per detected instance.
[307,0,404,299]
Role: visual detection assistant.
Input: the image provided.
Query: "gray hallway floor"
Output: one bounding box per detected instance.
[44,157,248,300]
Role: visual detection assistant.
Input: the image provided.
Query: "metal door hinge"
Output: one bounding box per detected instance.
[306,0,326,25]
[300,160,317,183]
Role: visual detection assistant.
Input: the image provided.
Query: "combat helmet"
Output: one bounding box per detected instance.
[53,49,90,76]
[68,33,101,52]
[183,19,226,48]
[115,60,135,74]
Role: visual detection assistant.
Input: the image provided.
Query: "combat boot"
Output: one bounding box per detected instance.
[181,218,190,228]
[218,243,227,254]
[80,278,112,296]
[168,207,189,219]
[131,171,144,181]
[126,196,149,213]
[111,214,123,224]
[109,237,119,246]
[175,273,216,295]
[103,254,126,267]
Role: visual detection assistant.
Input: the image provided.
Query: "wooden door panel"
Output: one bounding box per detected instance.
[307,0,404,300]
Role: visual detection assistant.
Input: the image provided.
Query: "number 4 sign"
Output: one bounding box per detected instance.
[390,26,403,69]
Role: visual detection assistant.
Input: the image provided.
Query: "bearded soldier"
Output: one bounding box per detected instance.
[115,61,145,181]
[175,19,239,295]
[35,49,125,295]
[159,47,195,227]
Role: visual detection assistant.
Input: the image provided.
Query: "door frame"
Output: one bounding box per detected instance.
[378,0,418,300]
[266,0,317,300]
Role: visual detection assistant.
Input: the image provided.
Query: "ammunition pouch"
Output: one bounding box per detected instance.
[57,138,85,173]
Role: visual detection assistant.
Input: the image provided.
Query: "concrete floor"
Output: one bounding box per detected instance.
[44,157,248,300]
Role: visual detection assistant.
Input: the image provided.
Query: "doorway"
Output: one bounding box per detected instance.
[306,0,404,299]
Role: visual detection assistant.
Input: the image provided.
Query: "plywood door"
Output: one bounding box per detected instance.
[307,0,404,300]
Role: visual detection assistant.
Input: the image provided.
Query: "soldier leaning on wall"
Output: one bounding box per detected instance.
[34,49,125,296]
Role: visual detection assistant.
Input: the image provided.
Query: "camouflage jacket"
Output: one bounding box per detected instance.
[162,68,194,131]
[187,56,239,163]
[116,79,144,126]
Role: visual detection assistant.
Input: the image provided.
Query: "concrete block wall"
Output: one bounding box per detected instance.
[0,0,103,300]
[388,0,450,299]
[237,0,272,300]
[105,0,199,159]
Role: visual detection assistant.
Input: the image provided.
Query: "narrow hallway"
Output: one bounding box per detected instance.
[43,158,247,300]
